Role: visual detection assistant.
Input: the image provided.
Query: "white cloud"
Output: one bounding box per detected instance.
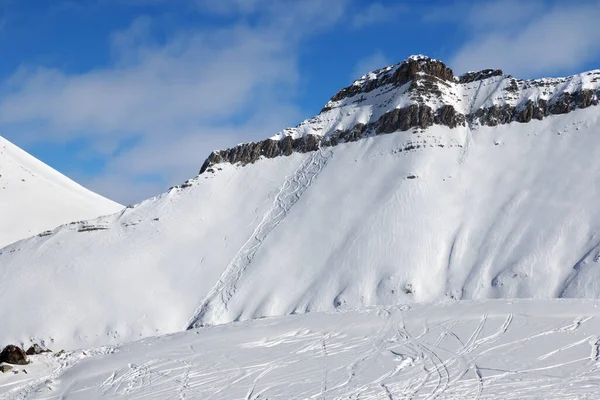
[351,2,407,29]
[425,0,544,30]
[451,0,600,77]
[465,0,544,30]
[0,0,349,203]
[351,51,390,79]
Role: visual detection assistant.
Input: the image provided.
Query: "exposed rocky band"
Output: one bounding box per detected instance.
[199,58,600,174]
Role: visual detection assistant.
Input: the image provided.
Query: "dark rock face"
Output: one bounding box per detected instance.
[0,345,28,365]
[435,105,466,128]
[326,57,454,107]
[472,104,514,126]
[25,344,50,356]
[459,69,504,84]
[515,100,546,123]
[473,89,598,126]
[324,123,369,146]
[375,104,434,134]
[375,104,466,134]
[199,134,321,174]
[199,84,598,173]
[197,57,600,174]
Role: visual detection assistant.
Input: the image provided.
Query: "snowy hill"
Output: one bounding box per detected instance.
[2,300,600,399]
[1,56,600,350]
[0,136,123,247]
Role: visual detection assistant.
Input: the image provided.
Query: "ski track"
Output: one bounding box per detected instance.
[6,303,600,399]
[186,147,333,329]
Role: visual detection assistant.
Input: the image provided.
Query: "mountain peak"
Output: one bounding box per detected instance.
[0,136,123,246]
[330,55,454,106]
[199,57,600,175]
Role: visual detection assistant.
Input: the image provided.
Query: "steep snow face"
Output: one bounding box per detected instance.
[1,105,600,349]
[0,137,123,247]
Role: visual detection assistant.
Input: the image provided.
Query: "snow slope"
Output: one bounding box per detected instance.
[3,300,600,399]
[1,57,600,350]
[0,136,123,247]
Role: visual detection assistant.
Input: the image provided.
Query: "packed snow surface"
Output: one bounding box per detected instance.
[0,136,123,247]
[3,300,600,399]
[1,106,600,350]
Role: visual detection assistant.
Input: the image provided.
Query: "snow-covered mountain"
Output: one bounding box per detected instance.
[0,136,123,247]
[1,56,600,350]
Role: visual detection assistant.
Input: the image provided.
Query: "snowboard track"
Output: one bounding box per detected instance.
[186,147,334,329]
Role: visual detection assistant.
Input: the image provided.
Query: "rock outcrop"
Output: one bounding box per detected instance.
[200,135,320,174]
[459,69,504,84]
[0,345,28,365]
[0,365,13,373]
[198,56,600,174]
[25,343,50,355]
[325,55,454,108]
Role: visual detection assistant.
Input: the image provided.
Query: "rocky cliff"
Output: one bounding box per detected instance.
[200,55,600,174]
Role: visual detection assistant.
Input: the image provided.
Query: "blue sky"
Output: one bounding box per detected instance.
[1,0,599,204]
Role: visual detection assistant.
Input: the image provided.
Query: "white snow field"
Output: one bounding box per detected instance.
[2,300,600,399]
[1,106,600,351]
[0,136,123,247]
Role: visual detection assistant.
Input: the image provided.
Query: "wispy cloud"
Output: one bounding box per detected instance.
[449,0,600,76]
[0,0,350,204]
[351,2,407,29]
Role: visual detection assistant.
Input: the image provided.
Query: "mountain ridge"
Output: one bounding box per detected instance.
[200,55,600,174]
[0,136,123,247]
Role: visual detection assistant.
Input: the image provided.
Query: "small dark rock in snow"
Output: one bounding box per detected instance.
[0,345,29,365]
[26,343,51,355]
[0,365,13,373]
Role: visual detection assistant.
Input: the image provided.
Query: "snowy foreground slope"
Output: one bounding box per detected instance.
[2,300,600,399]
[1,57,600,350]
[0,136,122,247]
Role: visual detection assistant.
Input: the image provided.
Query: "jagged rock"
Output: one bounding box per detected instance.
[549,93,574,115]
[375,104,434,134]
[0,364,13,373]
[473,104,514,126]
[575,89,596,109]
[459,69,503,84]
[326,56,454,106]
[505,79,519,93]
[392,58,453,87]
[435,105,465,128]
[199,134,322,174]
[516,100,546,123]
[0,345,29,365]
[25,343,50,355]
[339,123,368,142]
[198,57,600,173]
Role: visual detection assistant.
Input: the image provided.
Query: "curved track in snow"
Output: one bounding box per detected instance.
[4,300,600,400]
[187,147,334,328]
